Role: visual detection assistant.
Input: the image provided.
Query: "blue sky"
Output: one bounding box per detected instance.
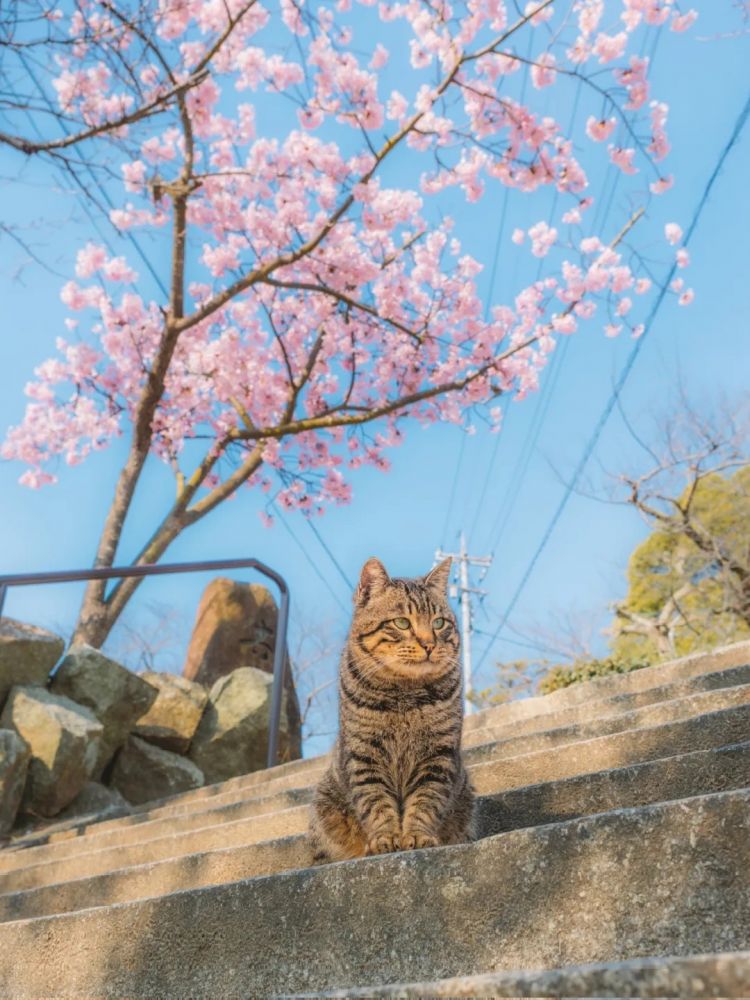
[1,2,749,752]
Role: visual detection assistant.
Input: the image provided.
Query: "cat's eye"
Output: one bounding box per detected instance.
[393,617,410,629]
[433,617,446,629]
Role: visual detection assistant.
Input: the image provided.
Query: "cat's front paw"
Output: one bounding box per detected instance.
[401,831,440,850]
[366,833,401,855]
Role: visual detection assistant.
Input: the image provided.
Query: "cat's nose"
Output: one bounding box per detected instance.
[418,638,435,658]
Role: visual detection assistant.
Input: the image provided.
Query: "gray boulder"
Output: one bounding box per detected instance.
[111,737,204,805]
[0,618,65,710]
[0,687,103,817]
[133,672,208,753]
[0,728,30,837]
[51,645,158,777]
[57,781,132,824]
[188,667,288,784]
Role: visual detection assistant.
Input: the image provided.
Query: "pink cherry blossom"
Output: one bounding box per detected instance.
[525,1,554,25]
[650,175,674,195]
[562,207,581,225]
[1,0,690,528]
[593,32,627,63]
[531,53,557,89]
[528,221,557,257]
[616,297,632,317]
[671,10,698,32]
[679,289,695,306]
[75,243,108,279]
[369,44,389,70]
[577,0,604,35]
[665,222,683,245]
[586,116,616,142]
[676,248,690,268]
[608,145,638,175]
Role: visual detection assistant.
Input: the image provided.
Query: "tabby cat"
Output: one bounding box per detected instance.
[309,556,475,862]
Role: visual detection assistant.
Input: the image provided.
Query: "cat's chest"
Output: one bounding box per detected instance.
[380,707,456,765]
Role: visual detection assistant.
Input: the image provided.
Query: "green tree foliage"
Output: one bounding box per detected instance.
[612,467,750,663]
[486,394,749,702]
[538,655,650,695]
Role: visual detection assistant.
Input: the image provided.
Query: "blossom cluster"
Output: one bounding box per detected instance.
[3,0,697,516]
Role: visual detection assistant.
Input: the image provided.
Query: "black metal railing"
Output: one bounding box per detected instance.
[0,557,290,768]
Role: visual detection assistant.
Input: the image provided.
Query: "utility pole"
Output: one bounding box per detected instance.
[435,532,492,714]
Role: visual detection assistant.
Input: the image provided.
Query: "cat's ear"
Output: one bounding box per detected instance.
[356,557,390,605]
[425,557,452,594]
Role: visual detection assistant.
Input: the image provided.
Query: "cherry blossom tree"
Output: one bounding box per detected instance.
[1,0,697,647]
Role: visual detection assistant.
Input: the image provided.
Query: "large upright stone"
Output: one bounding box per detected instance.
[133,672,208,753]
[182,578,301,761]
[51,645,158,777]
[188,667,290,783]
[111,737,204,805]
[0,618,65,710]
[0,687,103,817]
[0,728,30,836]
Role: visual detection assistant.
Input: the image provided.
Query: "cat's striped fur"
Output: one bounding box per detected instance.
[309,556,475,861]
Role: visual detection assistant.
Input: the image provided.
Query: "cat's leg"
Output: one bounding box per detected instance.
[438,767,476,845]
[309,769,367,863]
[400,759,459,849]
[344,764,402,855]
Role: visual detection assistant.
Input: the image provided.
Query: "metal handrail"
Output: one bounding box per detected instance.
[0,557,290,768]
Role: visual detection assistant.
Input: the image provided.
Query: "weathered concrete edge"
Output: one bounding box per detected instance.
[9,644,746,851]
[2,740,748,922]
[292,952,750,999]
[465,662,750,747]
[9,677,747,870]
[465,681,750,763]
[3,699,749,881]
[464,640,750,731]
[0,788,747,999]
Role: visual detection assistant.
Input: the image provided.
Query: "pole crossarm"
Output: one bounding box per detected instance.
[0,556,291,769]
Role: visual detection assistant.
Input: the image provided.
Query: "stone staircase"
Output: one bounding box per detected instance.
[0,643,748,998]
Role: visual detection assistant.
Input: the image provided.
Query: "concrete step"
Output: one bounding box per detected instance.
[463,640,750,733]
[465,681,750,757]
[7,680,747,871]
[0,784,316,874]
[12,659,747,856]
[2,740,747,923]
[475,739,750,835]
[464,662,750,747]
[470,701,750,794]
[6,761,328,852]
[0,788,746,998]
[302,952,750,998]
[4,693,748,884]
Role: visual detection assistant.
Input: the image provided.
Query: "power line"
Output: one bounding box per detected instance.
[479,79,587,556]
[445,29,537,550]
[273,505,349,615]
[303,516,354,590]
[479,25,661,564]
[440,432,467,548]
[476,88,750,672]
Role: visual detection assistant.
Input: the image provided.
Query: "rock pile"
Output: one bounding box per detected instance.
[0,591,301,838]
